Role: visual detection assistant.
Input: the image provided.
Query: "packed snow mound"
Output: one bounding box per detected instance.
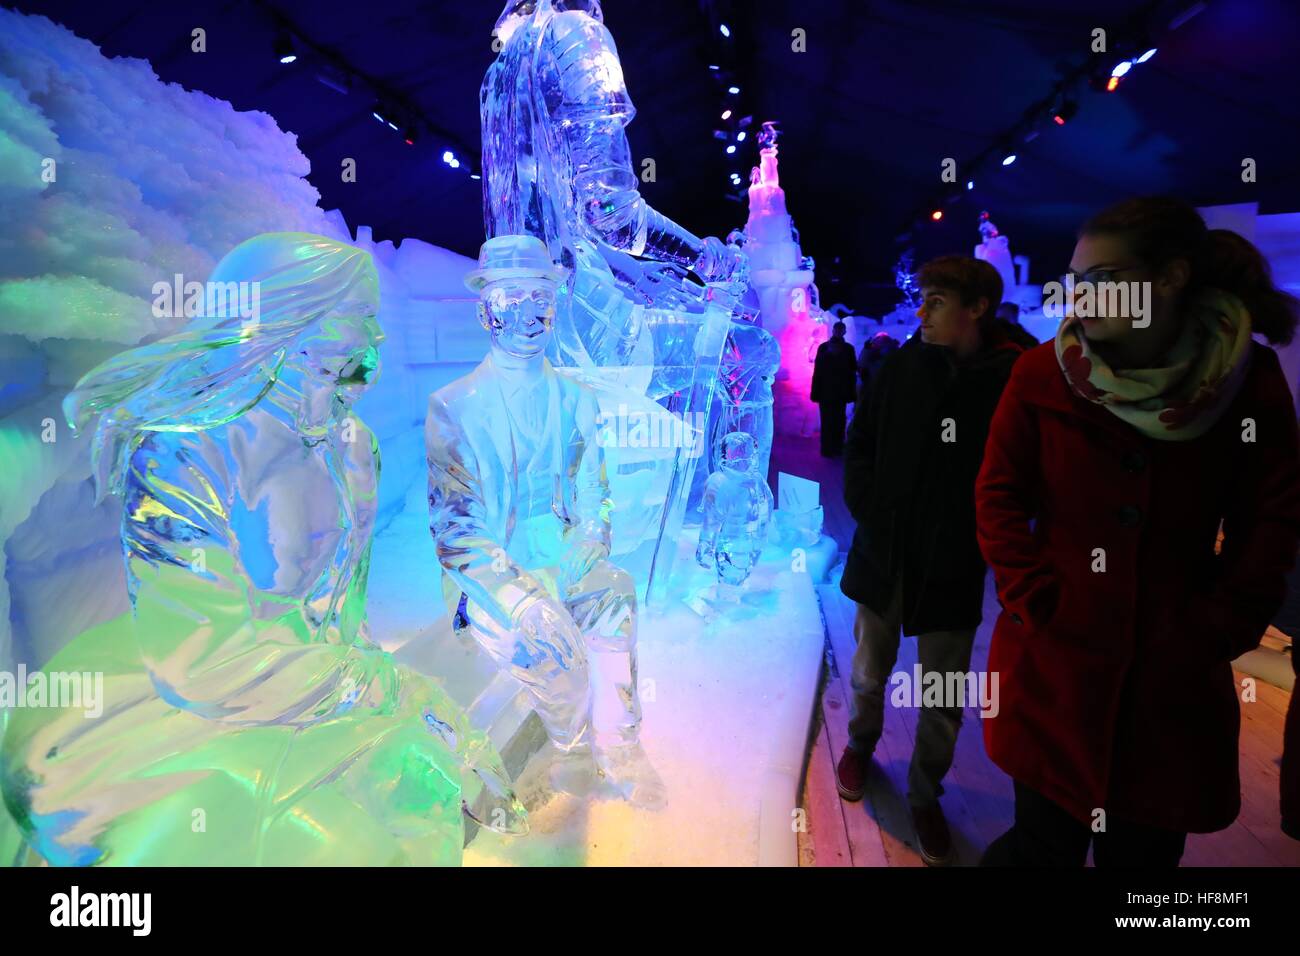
[0,8,335,348]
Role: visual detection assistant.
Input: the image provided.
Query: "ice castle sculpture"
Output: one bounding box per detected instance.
[696,432,774,589]
[0,234,525,866]
[973,211,1055,337]
[480,0,747,602]
[973,211,1019,297]
[742,122,818,434]
[426,236,665,809]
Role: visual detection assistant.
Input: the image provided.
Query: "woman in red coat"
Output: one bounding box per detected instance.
[975,196,1300,866]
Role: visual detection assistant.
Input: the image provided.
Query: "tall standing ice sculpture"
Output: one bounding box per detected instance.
[696,432,774,590]
[481,0,747,385]
[0,233,525,866]
[426,236,666,809]
[481,0,748,604]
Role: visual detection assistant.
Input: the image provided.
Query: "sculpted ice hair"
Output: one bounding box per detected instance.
[64,232,380,500]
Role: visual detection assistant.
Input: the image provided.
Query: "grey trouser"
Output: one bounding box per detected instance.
[847,578,976,808]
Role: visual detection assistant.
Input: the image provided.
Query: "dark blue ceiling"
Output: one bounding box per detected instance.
[12,0,1300,312]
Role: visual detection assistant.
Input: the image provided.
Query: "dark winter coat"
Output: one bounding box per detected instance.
[841,331,1023,634]
[1284,643,1300,839]
[976,341,1300,834]
[811,336,858,406]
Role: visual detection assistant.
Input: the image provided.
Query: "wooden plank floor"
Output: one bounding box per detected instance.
[773,427,1300,867]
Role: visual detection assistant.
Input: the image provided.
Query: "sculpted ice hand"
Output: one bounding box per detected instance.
[426,236,666,809]
[2,233,523,866]
[698,432,774,587]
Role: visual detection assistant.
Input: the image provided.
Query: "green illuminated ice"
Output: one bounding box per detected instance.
[0,233,526,865]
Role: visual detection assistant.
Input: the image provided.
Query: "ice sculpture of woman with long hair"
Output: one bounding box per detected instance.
[1,233,525,865]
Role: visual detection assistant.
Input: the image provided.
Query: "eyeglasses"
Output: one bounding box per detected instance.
[483,287,557,332]
[1058,265,1144,288]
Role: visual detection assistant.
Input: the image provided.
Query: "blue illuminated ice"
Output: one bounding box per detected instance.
[426,236,666,808]
[697,432,774,588]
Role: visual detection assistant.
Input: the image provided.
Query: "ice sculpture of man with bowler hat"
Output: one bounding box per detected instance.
[426,235,665,808]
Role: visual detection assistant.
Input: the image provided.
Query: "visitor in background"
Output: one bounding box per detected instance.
[856,331,900,409]
[994,301,1039,350]
[811,320,859,456]
[976,196,1300,866]
[838,256,1022,865]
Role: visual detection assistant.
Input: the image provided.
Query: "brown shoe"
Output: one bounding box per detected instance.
[836,747,869,801]
[911,803,953,866]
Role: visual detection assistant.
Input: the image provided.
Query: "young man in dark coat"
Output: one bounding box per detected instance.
[837,256,1022,865]
[811,320,859,456]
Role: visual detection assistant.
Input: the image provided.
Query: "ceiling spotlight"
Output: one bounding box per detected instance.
[736,131,746,142]
[728,86,740,95]
[372,111,385,123]
[709,64,720,71]
[721,109,732,120]
[1137,48,1158,63]
[1106,75,1121,92]
[386,121,398,131]
[1111,60,1133,78]
[726,144,737,154]
[1001,153,1017,166]
[471,173,481,180]
[275,32,296,64]
[720,24,731,38]
[442,150,454,164]
[966,180,974,190]
[449,158,460,169]
[1052,99,1078,125]
[930,210,943,222]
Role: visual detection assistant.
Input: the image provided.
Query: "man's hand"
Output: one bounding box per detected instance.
[694,236,749,288]
[558,540,608,592]
[695,534,717,570]
[516,596,584,665]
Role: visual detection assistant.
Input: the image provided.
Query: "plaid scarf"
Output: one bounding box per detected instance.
[1054,289,1253,441]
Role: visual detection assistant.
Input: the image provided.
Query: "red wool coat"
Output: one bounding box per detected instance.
[975,341,1300,834]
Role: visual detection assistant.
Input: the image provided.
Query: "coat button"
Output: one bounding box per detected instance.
[1121,450,1146,473]
[1117,505,1142,527]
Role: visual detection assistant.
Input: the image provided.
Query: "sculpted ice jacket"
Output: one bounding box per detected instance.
[426,354,613,631]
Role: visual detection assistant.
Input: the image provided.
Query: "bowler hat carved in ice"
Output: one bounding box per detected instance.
[465,235,569,292]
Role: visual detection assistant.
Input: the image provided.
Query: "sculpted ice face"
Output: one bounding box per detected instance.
[272,309,383,439]
[478,277,558,360]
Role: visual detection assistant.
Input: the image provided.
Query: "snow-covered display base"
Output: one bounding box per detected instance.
[450,525,828,866]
